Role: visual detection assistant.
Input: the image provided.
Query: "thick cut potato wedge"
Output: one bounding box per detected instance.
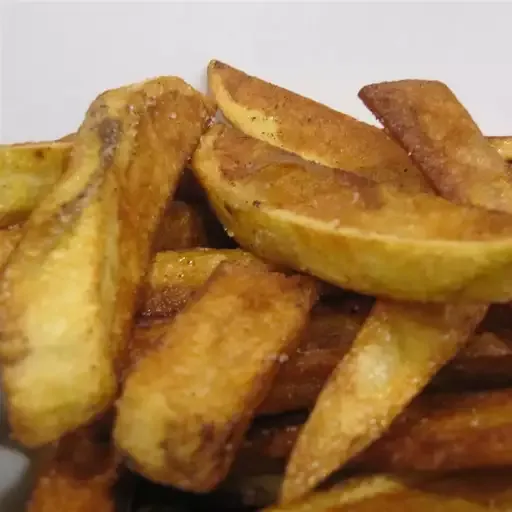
[0,141,71,227]
[259,315,512,416]
[359,80,512,213]
[192,124,512,302]
[27,420,118,512]
[244,388,512,473]
[207,60,430,192]
[0,77,215,447]
[114,260,317,492]
[280,301,485,501]
[265,472,512,511]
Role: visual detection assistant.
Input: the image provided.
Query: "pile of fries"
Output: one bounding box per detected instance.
[2,61,512,512]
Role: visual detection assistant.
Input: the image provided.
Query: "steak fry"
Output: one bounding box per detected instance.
[0,77,215,447]
[280,80,512,502]
[207,60,430,192]
[114,260,317,492]
[192,124,512,303]
[359,80,512,212]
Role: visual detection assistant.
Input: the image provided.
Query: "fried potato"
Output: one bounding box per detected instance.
[281,301,485,501]
[207,60,430,192]
[0,141,71,227]
[282,82,512,502]
[0,77,215,447]
[27,420,118,512]
[488,136,512,161]
[359,80,512,213]
[192,124,512,302]
[265,472,512,511]
[259,312,512,416]
[142,248,258,317]
[114,260,317,492]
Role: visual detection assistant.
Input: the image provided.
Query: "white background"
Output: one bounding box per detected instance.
[1,1,512,510]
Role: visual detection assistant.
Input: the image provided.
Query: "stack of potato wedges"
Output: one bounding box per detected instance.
[2,62,512,512]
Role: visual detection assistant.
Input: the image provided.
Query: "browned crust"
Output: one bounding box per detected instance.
[114,260,318,492]
[359,80,512,212]
[208,60,430,193]
[0,77,215,447]
[241,389,512,475]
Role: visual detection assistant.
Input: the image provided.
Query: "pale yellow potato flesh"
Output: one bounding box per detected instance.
[191,124,512,303]
[0,77,215,447]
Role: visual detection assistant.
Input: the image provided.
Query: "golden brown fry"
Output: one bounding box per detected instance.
[244,389,512,474]
[282,80,512,502]
[0,141,71,227]
[359,80,512,213]
[0,77,215,447]
[192,124,512,303]
[281,301,485,501]
[27,420,118,512]
[259,313,512,416]
[114,260,317,492]
[258,299,372,415]
[207,60,430,192]
[265,472,512,511]
[143,248,258,317]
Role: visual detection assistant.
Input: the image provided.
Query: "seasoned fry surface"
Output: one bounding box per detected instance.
[0,141,71,227]
[0,77,215,446]
[280,301,486,501]
[360,80,512,212]
[208,60,429,192]
[192,124,512,302]
[115,260,317,491]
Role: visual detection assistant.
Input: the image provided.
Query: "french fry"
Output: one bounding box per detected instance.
[207,60,430,193]
[27,419,118,512]
[280,80,512,502]
[359,80,512,213]
[0,77,215,447]
[142,249,258,317]
[114,260,318,492]
[244,388,512,474]
[0,141,71,227]
[192,124,512,302]
[264,472,512,511]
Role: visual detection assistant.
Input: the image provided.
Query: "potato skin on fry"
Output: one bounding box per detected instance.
[359,80,512,213]
[0,77,215,447]
[192,124,512,303]
[114,260,317,492]
[208,60,429,193]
